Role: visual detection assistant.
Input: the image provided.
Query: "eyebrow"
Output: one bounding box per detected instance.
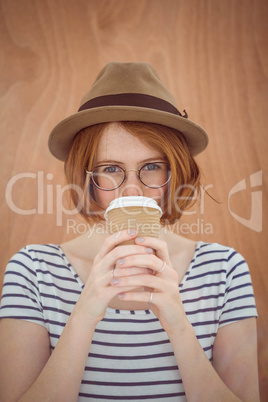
[95,157,167,165]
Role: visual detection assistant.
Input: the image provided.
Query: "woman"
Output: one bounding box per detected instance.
[0,62,259,401]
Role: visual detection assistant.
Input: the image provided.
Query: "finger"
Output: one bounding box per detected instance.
[92,239,153,278]
[94,229,138,263]
[115,254,169,277]
[95,266,152,292]
[110,273,164,292]
[106,285,142,301]
[99,244,154,275]
[113,266,155,277]
[82,269,141,310]
[118,290,153,303]
[135,236,171,265]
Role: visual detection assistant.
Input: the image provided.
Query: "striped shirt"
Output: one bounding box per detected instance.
[0,241,257,401]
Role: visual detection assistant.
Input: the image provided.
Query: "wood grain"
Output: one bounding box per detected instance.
[0,0,267,399]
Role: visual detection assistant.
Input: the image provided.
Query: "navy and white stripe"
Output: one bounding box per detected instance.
[0,242,257,401]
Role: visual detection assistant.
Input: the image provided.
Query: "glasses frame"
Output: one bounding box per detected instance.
[86,161,171,191]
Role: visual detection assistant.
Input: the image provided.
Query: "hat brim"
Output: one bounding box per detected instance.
[48,106,209,161]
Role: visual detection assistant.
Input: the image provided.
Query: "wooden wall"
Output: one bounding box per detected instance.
[1,0,267,399]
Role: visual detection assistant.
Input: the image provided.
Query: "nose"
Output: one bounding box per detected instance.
[120,170,143,197]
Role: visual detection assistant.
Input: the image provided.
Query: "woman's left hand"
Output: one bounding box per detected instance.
[111,235,188,336]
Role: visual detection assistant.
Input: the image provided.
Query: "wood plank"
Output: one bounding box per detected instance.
[0,0,267,399]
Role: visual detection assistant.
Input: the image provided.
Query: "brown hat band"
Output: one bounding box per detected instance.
[78,93,188,118]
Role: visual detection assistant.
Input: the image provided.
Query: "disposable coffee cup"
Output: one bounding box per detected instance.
[104,196,162,245]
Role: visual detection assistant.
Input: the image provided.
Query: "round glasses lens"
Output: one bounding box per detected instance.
[140,162,171,188]
[92,165,125,190]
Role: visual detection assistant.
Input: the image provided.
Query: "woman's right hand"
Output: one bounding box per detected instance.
[73,229,154,327]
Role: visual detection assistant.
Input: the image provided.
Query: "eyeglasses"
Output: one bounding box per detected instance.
[86,162,171,191]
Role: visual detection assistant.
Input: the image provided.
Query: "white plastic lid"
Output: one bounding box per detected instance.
[104,196,162,219]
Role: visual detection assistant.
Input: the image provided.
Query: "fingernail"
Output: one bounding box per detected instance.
[136,237,144,243]
[112,278,119,285]
[118,293,125,299]
[128,229,136,236]
[146,247,154,254]
[117,258,125,266]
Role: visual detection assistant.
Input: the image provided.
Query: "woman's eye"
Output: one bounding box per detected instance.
[103,166,120,173]
[144,163,160,171]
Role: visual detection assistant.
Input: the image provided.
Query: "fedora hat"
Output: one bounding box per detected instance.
[48,62,209,160]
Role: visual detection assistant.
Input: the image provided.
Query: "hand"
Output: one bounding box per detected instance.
[111,236,188,336]
[73,230,154,327]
